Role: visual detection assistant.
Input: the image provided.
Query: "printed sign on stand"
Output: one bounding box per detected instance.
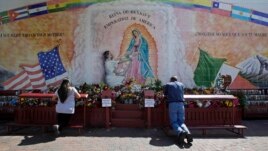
[102,98,112,107]
[144,98,155,107]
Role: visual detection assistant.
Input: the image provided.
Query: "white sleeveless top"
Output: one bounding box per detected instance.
[55,87,78,114]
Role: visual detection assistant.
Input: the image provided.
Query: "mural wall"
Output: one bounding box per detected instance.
[0,0,267,90]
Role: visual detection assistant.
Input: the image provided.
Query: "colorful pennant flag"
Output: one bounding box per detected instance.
[231,5,251,21]
[211,1,232,17]
[194,48,227,87]
[250,10,268,26]
[0,11,10,24]
[47,0,67,13]
[28,2,48,17]
[9,6,29,21]
[3,47,68,90]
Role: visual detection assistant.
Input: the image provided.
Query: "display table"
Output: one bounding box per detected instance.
[161,95,247,136]
[7,93,88,133]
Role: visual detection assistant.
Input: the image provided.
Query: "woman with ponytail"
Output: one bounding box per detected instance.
[52,78,81,135]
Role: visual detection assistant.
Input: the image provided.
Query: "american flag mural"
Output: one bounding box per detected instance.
[2,47,68,90]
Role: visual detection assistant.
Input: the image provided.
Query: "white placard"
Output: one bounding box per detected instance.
[102,98,112,107]
[144,98,155,107]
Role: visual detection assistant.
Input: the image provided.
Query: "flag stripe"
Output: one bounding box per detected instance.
[11,79,31,90]
[17,13,29,19]
[21,63,41,71]
[21,64,47,90]
[14,8,28,13]
[29,6,48,14]
[218,3,232,11]
[231,6,251,21]
[32,83,46,89]
[28,72,44,80]
[28,3,46,9]
[193,0,211,7]
[251,18,268,26]
[232,6,251,13]
[232,10,251,18]
[252,10,268,18]
[31,79,46,86]
[46,72,68,85]
[3,71,31,90]
[28,3,48,16]
[193,4,211,12]
[211,8,231,16]
[20,83,32,90]
[251,14,268,22]
[2,71,27,86]
[231,13,250,21]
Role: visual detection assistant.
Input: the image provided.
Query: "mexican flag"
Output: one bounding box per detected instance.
[214,63,240,89]
[194,48,226,87]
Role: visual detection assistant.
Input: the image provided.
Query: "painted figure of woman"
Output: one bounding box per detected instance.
[103,51,125,87]
[124,29,154,83]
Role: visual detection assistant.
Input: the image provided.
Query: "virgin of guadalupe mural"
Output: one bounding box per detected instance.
[125,29,154,83]
[115,24,157,85]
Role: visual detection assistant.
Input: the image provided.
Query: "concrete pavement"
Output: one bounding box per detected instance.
[0,120,268,151]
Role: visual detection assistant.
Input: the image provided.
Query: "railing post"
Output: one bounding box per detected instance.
[144,90,155,128]
[101,90,113,129]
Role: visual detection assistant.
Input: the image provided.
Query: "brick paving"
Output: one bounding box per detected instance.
[0,120,268,151]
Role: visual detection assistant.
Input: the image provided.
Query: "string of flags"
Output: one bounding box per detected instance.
[0,0,267,27]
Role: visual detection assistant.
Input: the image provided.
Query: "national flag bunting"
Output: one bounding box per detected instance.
[28,2,48,17]
[9,6,29,21]
[47,0,67,13]
[0,11,10,24]
[192,0,211,12]
[2,47,68,90]
[192,0,211,7]
[250,10,268,26]
[194,48,226,87]
[231,5,251,21]
[211,1,232,17]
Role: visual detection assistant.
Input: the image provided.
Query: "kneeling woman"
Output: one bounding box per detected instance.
[52,79,81,134]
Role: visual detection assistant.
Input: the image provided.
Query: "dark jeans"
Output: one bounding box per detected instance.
[57,113,73,132]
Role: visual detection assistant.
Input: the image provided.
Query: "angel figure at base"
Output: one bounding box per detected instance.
[103,50,126,87]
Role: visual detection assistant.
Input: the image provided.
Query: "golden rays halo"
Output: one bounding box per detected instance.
[119,23,158,77]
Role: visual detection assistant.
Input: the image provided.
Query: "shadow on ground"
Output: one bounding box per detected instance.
[0,120,267,147]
